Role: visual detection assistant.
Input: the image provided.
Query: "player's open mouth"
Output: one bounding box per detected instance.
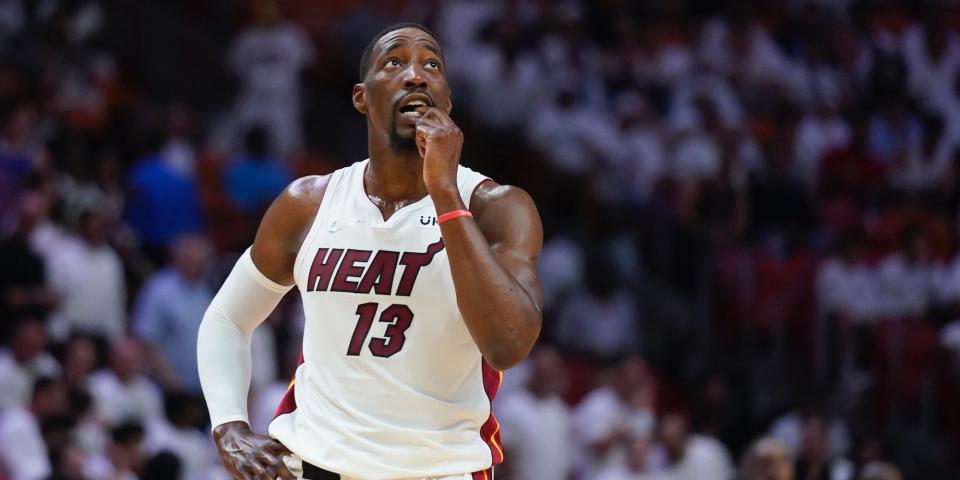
[398,95,432,119]
[399,101,428,118]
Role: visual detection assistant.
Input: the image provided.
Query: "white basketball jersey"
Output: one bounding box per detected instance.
[268,159,503,479]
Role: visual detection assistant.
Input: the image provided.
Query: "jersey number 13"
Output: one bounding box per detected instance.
[347,302,413,358]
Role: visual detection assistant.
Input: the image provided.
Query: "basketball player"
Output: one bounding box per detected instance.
[197,23,543,480]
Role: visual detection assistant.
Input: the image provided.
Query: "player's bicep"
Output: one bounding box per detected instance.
[250,176,327,285]
[474,184,544,310]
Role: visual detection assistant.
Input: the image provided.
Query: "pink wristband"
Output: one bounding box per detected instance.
[437,209,473,224]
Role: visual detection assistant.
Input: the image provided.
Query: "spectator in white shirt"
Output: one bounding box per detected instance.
[901,11,960,113]
[0,376,68,480]
[670,96,724,182]
[48,204,126,341]
[793,103,851,188]
[816,230,883,324]
[161,106,198,179]
[528,90,622,175]
[88,338,164,427]
[555,254,641,358]
[650,412,735,480]
[0,318,61,409]
[698,16,801,96]
[595,435,667,480]
[538,235,585,311]
[69,387,109,462]
[616,92,667,202]
[463,20,545,131]
[573,356,657,477]
[935,249,960,304]
[215,0,313,157]
[875,225,938,319]
[497,345,573,480]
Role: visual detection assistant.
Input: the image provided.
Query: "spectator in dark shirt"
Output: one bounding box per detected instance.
[0,103,47,211]
[793,415,853,480]
[0,192,58,332]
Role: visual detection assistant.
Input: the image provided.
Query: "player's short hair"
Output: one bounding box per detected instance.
[359,22,442,82]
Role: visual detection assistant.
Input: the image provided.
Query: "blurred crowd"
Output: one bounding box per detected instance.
[1,0,959,479]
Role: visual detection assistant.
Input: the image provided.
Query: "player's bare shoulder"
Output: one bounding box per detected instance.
[470,180,542,251]
[263,174,331,237]
[471,180,537,212]
[251,174,332,285]
[286,174,331,208]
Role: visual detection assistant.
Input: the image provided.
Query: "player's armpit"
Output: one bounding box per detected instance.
[250,175,330,286]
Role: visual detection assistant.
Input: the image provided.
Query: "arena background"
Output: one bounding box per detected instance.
[1,1,960,479]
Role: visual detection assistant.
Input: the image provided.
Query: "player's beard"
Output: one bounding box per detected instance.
[389,117,419,154]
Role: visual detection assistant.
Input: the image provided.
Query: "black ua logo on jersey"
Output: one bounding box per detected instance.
[419,216,437,226]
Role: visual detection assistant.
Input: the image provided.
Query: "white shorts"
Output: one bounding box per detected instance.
[280,455,490,480]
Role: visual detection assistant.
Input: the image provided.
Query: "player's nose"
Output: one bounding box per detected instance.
[401,63,428,90]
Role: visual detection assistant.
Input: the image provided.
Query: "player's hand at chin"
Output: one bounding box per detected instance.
[213,421,296,480]
[416,107,462,196]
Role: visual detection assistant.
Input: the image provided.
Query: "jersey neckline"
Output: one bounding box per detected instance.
[356,159,433,229]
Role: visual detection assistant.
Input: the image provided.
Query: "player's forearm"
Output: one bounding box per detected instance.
[197,249,292,429]
[433,192,541,371]
[198,312,254,427]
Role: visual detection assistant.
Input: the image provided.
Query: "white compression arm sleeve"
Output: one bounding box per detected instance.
[198,248,292,429]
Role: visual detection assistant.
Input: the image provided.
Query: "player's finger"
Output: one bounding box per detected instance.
[253,464,274,480]
[266,440,292,456]
[226,464,248,480]
[421,107,449,124]
[416,107,438,122]
[268,454,297,480]
[415,123,441,137]
[228,460,252,480]
[423,106,454,126]
[241,461,267,480]
[434,109,456,127]
[415,117,437,128]
[418,116,450,133]
[416,112,442,127]
[254,451,290,480]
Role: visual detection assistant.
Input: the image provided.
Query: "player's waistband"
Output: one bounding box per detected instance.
[301,461,494,480]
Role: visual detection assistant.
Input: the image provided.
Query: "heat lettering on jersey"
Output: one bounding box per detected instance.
[306,239,445,295]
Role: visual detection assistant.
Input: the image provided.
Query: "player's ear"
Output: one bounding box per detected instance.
[352,83,368,115]
[443,97,453,115]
